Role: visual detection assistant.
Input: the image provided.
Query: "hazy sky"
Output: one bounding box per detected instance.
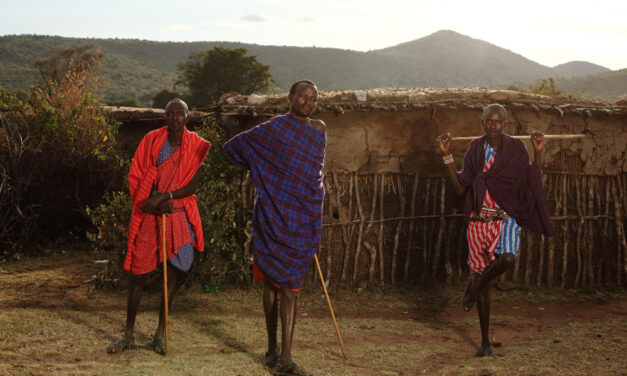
[1,0,626,70]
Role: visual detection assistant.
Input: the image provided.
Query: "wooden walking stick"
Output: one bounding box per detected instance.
[162,213,169,355]
[439,134,586,141]
[314,253,348,359]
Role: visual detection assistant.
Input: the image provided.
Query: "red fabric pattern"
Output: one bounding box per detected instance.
[124,127,210,273]
[466,150,505,273]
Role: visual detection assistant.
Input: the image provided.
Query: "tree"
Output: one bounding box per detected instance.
[35,45,103,85]
[151,88,184,109]
[175,46,273,107]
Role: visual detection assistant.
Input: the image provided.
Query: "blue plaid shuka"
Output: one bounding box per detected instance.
[223,114,327,289]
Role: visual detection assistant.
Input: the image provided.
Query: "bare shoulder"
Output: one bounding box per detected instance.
[309,118,326,132]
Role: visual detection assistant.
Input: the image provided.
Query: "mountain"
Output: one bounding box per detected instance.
[552,68,627,101]
[551,61,611,78]
[372,30,554,86]
[0,32,622,106]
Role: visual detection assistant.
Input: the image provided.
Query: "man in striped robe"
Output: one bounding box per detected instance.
[224,80,326,376]
[107,99,211,355]
[439,103,555,357]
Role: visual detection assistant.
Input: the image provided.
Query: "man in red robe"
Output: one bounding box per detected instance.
[107,99,210,355]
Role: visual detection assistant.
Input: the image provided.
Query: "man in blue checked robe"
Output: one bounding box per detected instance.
[224,80,325,376]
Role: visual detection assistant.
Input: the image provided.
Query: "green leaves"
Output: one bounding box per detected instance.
[175,46,274,107]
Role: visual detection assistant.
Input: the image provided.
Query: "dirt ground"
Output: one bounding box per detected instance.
[0,244,625,376]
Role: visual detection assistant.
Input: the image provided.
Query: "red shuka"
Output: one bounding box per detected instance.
[124,126,210,273]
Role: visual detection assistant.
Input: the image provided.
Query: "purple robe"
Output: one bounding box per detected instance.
[451,134,555,236]
[224,114,326,289]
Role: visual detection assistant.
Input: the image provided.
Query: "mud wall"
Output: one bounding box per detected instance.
[316,107,626,175]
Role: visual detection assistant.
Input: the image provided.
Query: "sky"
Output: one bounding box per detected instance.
[1,0,626,70]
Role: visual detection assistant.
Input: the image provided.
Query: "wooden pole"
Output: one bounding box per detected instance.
[391,175,405,285]
[432,178,446,277]
[162,213,169,355]
[420,178,431,281]
[575,177,584,288]
[404,174,419,283]
[560,175,570,288]
[440,134,586,141]
[314,254,348,360]
[378,175,385,285]
[352,175,365,282]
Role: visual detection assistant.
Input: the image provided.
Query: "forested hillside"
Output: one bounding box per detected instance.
[0,32,622,106]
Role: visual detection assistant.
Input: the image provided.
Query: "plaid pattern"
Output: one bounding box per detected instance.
[467,142,521,273]
[224,114,326,289]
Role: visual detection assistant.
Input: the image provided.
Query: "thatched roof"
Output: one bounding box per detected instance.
[104,106,208,124]
[199,87,627,118]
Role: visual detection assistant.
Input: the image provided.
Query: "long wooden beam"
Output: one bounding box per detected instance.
[442,134,586,141]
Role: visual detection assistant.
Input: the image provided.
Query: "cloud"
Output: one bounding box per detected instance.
[165,24,192,31]
[240,13,267,22]
[296,16,315,23]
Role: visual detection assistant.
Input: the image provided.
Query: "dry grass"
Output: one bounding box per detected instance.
[0,245,625,375]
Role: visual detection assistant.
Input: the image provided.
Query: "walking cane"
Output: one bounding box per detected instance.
[162,213,169,355]
[314,254,348,359]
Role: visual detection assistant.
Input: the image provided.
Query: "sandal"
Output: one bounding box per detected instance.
[145,336,166,355]
[265,350,281,368]
[475,345,493,357]
[106,337,135,354]
[274,362,312,376]
[463,273,479,312]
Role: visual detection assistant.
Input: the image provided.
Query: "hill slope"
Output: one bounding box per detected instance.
[553,68,627,101]
[551,61,611,78]
[0,32,621,106]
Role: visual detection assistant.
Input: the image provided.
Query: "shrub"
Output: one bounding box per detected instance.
[0,51,122,257]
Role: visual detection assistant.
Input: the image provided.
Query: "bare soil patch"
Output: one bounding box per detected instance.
[0,244,625,375]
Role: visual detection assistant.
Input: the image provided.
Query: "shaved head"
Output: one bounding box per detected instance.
[481,103,507,122]
[165,98,189,115]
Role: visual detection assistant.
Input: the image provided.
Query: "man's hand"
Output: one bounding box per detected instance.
[157,200,173,215]
[438,133,452,154]
[140,193,170,215]
[530,131,544,153]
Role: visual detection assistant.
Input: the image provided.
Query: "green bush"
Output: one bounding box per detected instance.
[85,190,132,282]
[87,119,253,288]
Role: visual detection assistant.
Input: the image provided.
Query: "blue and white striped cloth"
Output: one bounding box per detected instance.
[483,142,521,256]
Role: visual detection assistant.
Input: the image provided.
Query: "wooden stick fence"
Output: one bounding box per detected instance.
[240,171,627,288]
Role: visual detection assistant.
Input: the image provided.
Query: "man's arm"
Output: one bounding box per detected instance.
[140,172,200,214]
[530,132,544,168]
[309,119,326,132]
[438,133,465,196]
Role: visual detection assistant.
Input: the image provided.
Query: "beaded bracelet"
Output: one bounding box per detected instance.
[442,154,454,165]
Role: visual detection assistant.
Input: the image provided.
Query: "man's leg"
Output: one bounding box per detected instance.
[263,281,280,359]
[126,273,150,339]
[279,288,298,367]
[476,285,493,356]
[475,253,515,292]
[107,273,149,354]
[474,253,515,356]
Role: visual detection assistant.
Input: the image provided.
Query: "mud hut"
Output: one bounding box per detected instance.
[203,87,627,289]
